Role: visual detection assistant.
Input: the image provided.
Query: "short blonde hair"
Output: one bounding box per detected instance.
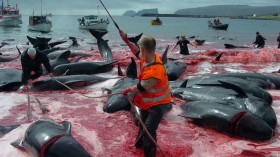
[139,36,156,53]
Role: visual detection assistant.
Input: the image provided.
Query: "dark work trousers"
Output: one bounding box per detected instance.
[180,50,190,55]
[29,68,43,80]
[257,44,265,48]
[135,103,171,157]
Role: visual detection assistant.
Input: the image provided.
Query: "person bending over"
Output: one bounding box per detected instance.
[119,30,171,157]
[171,35,196,55]
[21,47,52,87]
[253,32,265,48]
[277,32,280,49]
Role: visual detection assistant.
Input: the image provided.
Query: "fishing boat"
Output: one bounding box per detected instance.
[78,1,109,30]
[208,21,228,30]
[28,0,52,32]
[0,0,22,26]
[150,17,162,25]
[78,15,109,30]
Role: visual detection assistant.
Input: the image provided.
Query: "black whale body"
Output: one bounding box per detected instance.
[11,118,92,157]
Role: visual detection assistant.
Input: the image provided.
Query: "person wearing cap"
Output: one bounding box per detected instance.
[277,32,280,48]
[253,31,265,48]
[171,35,196,55]
[119,30,171,157]
[21,47,52,86]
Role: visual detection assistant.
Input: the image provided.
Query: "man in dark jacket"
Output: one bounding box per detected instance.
[253,32,265,48]
[277,32,280,48]
[21,47,52,86]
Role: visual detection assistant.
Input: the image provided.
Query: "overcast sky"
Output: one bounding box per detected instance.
[4,0,280,15]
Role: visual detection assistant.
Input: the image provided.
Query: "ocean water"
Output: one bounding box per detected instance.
[1,15,279,48]
[1,15,280,157]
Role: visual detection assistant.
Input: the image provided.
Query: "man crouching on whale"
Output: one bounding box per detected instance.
[11,118,92,157]
[20,48,53,90]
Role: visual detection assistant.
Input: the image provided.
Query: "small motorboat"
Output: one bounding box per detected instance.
[208,21,228,30]
[151,17,162,25]
[78,15,109,30]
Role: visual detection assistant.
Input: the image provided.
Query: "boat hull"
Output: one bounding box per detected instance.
[79,22,108,30]
[29,23,52,32]
[208,23,229,30]
[0,15,22,26]
[151,20,162,25]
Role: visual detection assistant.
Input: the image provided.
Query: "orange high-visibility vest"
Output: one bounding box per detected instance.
[133,53,171,110]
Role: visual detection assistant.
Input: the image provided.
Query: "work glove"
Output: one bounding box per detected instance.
[122,87,132,96]
[122,85,137,96]
[18,84,31,92]
[27,79,33,86]
[49,72,53,77]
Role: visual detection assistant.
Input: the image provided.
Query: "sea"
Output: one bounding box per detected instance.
[1,15,279,47]
[0,15,280,157]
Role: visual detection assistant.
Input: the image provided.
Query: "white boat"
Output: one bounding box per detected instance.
[78,15,109,30]
[28,0,52,32]
[78,0,109,30]
[28,16,52,32]
[0,0,22,26]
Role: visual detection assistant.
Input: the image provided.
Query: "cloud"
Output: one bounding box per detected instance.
[8,0,280,15]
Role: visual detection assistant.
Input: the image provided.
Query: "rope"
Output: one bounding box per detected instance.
[126,96,168,157]
[51,76,168,156]
[50,76,121,98]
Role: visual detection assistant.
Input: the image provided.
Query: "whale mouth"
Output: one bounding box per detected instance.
[230,111,247,134]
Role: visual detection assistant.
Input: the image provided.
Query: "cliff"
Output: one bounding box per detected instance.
[175,5,280,16]
[122,8,158,16]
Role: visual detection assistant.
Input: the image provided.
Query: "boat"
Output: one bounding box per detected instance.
[0,0,22,26]
[150,17,162,25]
[78,15,109,30]
[208,21,228,30]
[28,0,52,32]
[78,0,109,30]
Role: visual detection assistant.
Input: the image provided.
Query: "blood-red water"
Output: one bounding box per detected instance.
[0,43,280,157]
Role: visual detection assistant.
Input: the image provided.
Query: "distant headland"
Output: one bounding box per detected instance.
[123,5,280,20]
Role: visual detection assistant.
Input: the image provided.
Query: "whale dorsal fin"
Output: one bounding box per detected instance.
[180,79,188,88]
[218,80,248,98]
[57,50,71,60]
[62,121,72,135]
[126,57,137,78]
[117,64,124,76]
[161,45,169,64]
[11,139,24,148]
